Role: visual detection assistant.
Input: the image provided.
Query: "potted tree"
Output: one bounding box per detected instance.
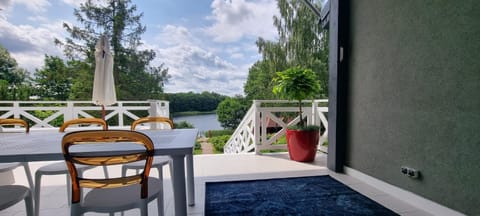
[272,66,321,162]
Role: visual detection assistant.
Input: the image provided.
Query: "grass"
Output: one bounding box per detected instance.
[194,140,202,155]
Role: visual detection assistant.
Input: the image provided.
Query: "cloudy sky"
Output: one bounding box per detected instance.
[0,0,281,96]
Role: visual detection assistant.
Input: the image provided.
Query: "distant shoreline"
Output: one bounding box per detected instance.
[171,110,217,117]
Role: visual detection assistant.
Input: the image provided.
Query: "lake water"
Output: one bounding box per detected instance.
[173,113,223,133]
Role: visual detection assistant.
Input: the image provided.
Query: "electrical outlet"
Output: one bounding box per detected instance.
[401,166,420,178]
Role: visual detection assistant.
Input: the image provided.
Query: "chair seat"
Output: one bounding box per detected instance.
[0,185,31,211]
[81,177,162,212]
[124,156,171,169]
[0,162,22,172]
[36,162,92,174]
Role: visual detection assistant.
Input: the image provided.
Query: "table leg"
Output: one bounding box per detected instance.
[171,155,187,216]
[186,154,195,206]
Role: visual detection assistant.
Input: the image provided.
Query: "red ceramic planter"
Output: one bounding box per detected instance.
[286,129,319,162]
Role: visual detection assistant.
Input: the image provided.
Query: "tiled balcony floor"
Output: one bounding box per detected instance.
[1,153,432,216]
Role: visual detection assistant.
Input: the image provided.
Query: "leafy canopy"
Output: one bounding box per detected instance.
[272,66,321,101]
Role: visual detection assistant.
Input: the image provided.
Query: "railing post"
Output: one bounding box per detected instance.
[118,102,124,127]
[64,101,74,122]
[13,102,20,118]
[254,100,262,155]
[311,100,318,125]
[148,100,167,129]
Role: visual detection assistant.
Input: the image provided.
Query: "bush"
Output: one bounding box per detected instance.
[174,121,194,129]
[194,140,202,155]
[206,129,233,137]
[209,135,231,153]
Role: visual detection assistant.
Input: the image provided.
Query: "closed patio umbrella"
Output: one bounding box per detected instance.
[92,35,116,119]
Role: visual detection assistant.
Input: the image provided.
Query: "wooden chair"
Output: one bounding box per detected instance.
[122,117,174,179]
[0,118,35,193]
[34,118,108,216]
[62,130,163,216]
[0,118,30,133]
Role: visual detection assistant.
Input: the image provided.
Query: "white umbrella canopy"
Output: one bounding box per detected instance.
[92,35,116,119]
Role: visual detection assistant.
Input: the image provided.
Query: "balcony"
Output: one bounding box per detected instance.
[0,101,434,215]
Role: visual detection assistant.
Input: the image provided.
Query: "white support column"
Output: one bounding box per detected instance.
[254,100,262,155]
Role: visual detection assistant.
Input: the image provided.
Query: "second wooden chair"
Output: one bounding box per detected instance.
[34,118,108,216]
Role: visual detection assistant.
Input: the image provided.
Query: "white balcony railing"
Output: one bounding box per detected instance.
[0,100,169,129]
[224,99,328,154]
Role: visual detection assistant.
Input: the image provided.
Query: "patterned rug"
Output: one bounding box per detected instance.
[205,175,399,216]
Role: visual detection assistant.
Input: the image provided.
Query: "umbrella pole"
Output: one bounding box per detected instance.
[101,105,106,120]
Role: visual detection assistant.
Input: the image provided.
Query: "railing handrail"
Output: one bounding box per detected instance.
[0,100,169,129]
[224,99,329,154]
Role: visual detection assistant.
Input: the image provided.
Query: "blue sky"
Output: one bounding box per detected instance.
[0,0,282,96]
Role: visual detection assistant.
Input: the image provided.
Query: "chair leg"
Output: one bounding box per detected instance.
[140,199,148,216]
[34,172,42,216]
[24,189,34,216]
[168,162,174,194]
[21,162,34,190]
[102,165,109,178]
[70,203,82,216]
[157,167,164,216]
[66,174,71,206]
[121,165,128,177]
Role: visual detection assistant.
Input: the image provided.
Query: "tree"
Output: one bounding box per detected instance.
[216,97,248,129]
[34,55,72,100]
[0,45,31,100]
[56,0,169,100]
[167,91,227,113]
[67,60,94,100]
[244,0,328,99]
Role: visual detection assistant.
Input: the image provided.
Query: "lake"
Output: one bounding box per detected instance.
[173,113,223,133]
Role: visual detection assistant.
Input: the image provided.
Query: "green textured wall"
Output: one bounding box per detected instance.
[346,1,480,215]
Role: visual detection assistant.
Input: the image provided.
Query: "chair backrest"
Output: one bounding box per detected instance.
[62,130,154,203]
[59,118,108,132]
[130,117,174,131]
[0,118,29,133]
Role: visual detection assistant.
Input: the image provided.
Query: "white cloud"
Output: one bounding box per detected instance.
[61,0,83,8]
[0,0,13,10]
[156,25,196,46]
[230,52,244,59]
[146,24,251,96]
[204,0,279,43]
[0,18,66,72]
[153,43,248,96]
[27,15,49,23]
[14,0,51,13]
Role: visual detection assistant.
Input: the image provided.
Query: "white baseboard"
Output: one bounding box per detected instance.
[344,166,465,216]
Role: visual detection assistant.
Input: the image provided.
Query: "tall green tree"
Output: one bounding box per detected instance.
[0,45,31,100]
[244,0,328,99]
[56,0,169,100]
[34,55,72,100]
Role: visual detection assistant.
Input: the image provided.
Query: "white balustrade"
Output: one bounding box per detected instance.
[0,100,169,129]
[224,99,328,154]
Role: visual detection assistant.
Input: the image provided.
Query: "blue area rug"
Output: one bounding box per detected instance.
[205,175,399,216]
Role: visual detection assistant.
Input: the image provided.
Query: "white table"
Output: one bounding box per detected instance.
[0,129,197,216]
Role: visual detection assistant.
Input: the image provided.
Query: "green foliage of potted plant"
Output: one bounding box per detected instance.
[272,66,321,162]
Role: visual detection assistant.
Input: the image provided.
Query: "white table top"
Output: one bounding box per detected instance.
[0,129,198,163]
